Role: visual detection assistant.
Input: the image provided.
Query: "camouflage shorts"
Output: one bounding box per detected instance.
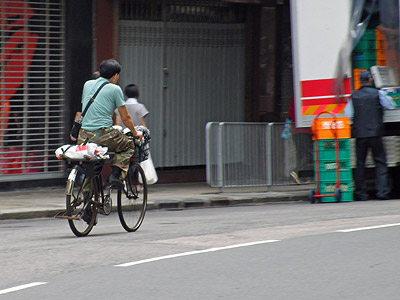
[78,127,134,175]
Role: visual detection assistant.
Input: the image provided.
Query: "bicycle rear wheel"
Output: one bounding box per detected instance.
[118,163,147,232]
[66,168,98,237]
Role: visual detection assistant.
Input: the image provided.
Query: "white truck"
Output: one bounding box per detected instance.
[290,0,400,193]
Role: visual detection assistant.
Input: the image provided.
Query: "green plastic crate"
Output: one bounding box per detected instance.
[319,181,353,193]
[314,139,351,160]
[361,29,376,40]
[316,159,351,172]
[314,158,353,183]
[317,181,354,202]
[318,169,353,181]
[317,139,350,150]
[352,60,376,69]
[353,50,377,60]
[354,39,376,50]
[353,29,376,52]
[316,150,351,162]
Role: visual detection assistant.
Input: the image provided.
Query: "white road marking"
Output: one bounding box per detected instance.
[0,282,47,295]
[115,240,280,267]
[3,223,397,290]
[337,223,400,233]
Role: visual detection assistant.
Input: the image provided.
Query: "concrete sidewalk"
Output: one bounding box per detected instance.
[0,182,313,220]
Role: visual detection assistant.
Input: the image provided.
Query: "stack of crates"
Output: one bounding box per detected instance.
[374,28,400,107]
[352,28,400,107]
[312,117,353,202]
[352,30,376,68]
[375,28,389,66]
[352,29,376,90]
[314,140,353,202]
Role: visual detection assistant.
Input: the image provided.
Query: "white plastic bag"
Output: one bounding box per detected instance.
[55,143,109,160]
[139,153,158,185]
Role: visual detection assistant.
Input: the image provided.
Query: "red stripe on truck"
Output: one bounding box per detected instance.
[301,78,352,98]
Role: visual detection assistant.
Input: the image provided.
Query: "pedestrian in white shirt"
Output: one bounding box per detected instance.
[115,84,149,127]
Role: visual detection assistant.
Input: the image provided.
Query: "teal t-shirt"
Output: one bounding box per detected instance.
[81,77,125,131]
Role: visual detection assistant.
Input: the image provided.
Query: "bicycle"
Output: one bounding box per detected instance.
[56,149,148,237]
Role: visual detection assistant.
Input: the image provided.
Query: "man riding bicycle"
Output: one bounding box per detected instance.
[77,59,142,188]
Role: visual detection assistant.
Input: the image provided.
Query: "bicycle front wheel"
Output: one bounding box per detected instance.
[118,163,147,232]
[66,168,98,237]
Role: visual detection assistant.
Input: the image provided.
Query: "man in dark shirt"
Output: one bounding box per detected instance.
[345,70,395,200]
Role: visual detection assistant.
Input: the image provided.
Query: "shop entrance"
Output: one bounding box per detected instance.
[118,0,246,168]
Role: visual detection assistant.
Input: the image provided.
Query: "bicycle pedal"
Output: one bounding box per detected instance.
[55,211,80,220]
[54,211,67,219]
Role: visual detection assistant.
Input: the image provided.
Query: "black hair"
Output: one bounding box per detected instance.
[125,84,140,99]
[360,70,372,83]
[99,59,121,79]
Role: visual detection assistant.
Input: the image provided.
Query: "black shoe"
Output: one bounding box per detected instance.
[82,212,91,224]
[82,206,96,225]
[108,166,124,189]
[108,173,124,189]
[377,195,390,200]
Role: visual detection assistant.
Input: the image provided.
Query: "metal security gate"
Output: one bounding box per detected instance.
[118,0,246,168]
[0,0,65,182]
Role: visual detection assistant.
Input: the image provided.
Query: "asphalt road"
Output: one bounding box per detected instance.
[1,200,400,299]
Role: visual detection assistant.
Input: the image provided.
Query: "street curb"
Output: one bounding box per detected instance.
[0,193,310,221]
[0,210,64,220]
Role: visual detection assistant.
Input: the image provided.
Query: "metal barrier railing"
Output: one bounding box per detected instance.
[205,122,314,191]
[206,122,400,191]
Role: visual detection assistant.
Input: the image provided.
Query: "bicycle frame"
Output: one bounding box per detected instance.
[56,158,148,237]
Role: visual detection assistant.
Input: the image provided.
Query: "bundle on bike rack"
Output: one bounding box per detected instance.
[55,143,109,161]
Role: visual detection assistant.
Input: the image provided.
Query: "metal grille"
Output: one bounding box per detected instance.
[0,0,65,181]
[119,0,245,168]
[119,0,245,23]
[119,20,245,168]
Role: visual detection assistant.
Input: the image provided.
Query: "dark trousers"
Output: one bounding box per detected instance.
[354,136,390,200]
[78,128,134,177]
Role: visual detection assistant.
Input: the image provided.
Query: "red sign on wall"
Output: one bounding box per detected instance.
[0,1,38,146]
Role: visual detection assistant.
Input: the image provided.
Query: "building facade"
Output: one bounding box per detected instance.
[0,0,291,189]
